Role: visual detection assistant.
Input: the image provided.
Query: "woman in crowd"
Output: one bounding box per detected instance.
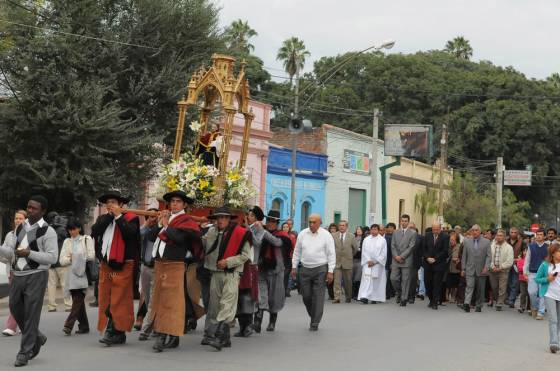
[352,226,368,300]
[59,219,95,335]
[447,231,461,303]
[328,223,338,233]
[535,242,560,353]
[517,245,530,314]
[1,210,27,336]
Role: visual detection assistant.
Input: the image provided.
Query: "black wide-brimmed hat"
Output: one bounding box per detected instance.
[266,209,281,222]
[208,206,238,219]
[248,206,264,221]
[163,190,194,205]
[98,191,129,204]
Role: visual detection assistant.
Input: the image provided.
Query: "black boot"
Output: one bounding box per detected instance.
[163,335,179,349]
[99,318,115,346]
[152,334,166,353]
[234,315,251,337]
[266,313,277,332]
[253,309,264,333]
[208,322,226,351]
[221,322,231,348]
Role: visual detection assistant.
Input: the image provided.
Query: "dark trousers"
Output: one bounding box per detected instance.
[299,265,327,326]
[408,267,419,301]
[65,290,89,331]
[506,266,519,304]
[386,268,394,299]
[424,268,444,305]
[10,271,48,357]
[327,281,334,300]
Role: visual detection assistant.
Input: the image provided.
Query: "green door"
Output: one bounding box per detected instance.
[348,188,366,230]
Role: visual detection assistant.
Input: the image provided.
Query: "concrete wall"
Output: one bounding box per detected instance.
[323,125,385,230]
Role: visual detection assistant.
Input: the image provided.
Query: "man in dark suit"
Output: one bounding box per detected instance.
[423,221,449,310]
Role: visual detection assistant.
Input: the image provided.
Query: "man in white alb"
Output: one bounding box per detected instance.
[358,224,387,304]
[291,214,335,331]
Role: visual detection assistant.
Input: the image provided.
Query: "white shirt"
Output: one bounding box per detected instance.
[545,264,560,301]
[292,227,336,272]
[152,210,185,258]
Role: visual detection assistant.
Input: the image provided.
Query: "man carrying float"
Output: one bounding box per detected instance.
[149,190,201,352]
[91,191,140,346]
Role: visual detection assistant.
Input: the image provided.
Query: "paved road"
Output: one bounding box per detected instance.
[0,295,557,371]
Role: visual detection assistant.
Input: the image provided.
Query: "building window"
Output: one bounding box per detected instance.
[333,212,341,225]
[301,201,311,231]
[398,199,405,218]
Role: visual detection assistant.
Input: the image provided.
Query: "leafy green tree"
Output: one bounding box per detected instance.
[276,37,310,85]
[444,36,473,60]
[0,0,221,217]
[444,173,497,229]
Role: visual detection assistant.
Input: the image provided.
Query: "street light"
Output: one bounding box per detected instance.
[289,40,396,224]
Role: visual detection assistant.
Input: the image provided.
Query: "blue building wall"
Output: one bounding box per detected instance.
[266,147,327,232]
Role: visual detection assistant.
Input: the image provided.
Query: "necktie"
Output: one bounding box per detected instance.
[434,234,438,245]
[340,233,344,244]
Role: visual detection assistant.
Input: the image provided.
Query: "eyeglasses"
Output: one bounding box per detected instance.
[308,220,320,224]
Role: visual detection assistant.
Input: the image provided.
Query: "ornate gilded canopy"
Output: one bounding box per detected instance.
[172,54,254,174]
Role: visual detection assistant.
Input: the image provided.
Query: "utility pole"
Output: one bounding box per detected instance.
[437,120,448,223]
[496,156,504,228]
[369,109,379,225]
[289,64,300,220]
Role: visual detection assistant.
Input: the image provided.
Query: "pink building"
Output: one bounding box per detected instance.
[135,99,272,211]
[226,100,273,208]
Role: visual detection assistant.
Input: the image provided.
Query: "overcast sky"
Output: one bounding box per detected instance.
[218,0,559,80]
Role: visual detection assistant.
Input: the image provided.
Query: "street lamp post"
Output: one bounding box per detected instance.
[289,40,396,226]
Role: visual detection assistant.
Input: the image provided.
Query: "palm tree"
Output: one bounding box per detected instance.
[444,36,473,60]
[276,37,310,85]
[547,72,560,90]
[223,19,258,54]
[414,188,438,233]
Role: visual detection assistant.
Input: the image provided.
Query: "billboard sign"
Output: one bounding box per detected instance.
[343,149,369,174]
[384,125,432,158]
[504,170,532,186]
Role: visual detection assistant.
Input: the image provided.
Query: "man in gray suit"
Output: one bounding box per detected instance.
[390,214,417,307]
[461,224,492,312]
[332,220,355,303]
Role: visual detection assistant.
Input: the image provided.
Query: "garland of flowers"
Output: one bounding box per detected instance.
[156,121,257,208]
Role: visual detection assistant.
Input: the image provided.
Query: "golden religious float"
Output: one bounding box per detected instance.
[155,54,257,219]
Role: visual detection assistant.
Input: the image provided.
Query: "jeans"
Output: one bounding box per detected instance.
[528,273,546,315]
[506,266,519,304]
[418,267,426,296]
[544,297,560,347]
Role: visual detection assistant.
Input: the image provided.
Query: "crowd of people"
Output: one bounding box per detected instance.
[1,195,559,367]
[327,215,560,354]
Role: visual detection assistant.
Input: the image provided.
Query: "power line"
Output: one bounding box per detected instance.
[0,19,160,50]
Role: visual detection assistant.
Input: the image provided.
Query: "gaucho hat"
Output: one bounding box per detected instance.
[266,209,281,222]
[98,191,129,205]
[208,206,237,219]
[163,190,194,205]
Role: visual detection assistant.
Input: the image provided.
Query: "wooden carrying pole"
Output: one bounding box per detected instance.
[122,208,208,223]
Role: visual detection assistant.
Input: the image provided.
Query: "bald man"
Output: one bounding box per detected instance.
[291,214,335,331]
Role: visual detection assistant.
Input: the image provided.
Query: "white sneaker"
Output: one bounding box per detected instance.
[2,329,16,336]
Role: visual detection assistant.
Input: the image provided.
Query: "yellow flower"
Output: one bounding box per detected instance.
[166,178,178,191]
[199,179,209,190]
